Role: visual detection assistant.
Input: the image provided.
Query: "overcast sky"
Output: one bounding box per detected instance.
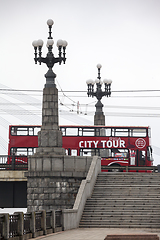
[0,0,160,164]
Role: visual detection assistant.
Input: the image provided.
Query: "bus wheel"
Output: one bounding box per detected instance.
[109,164,122,172]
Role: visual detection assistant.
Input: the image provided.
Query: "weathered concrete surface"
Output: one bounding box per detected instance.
[0,170,27,181]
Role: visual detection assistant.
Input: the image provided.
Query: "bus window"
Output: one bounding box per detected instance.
[29,127,34,136]
[80,149,92,156]
[139,150,145,166]
[130,128,147,137]
[10,147,35,156]
[66,128,78,136]
[34,127,41,135]
[11,126,41,136]
[61,127,66,136]
[17,127,29,136]
[140,150,145,160]
[100,149,110,157]
[148,128,151,138]
[78,128,83,136]
[100,128,108,136]
[82,128,95,136]
[113,128,129,137]
[71,149,77,156]
[147,146,153,161]
[105,128,111,136]
[80,149,99,156]
[65,149,77,156]
[11,127,17,135]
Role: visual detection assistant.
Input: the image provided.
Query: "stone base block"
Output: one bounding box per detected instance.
[28,155,92,172]
[35,147,65,155]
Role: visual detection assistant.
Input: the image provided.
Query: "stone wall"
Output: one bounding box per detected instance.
[26,156,92,212]
[27,174,82,211]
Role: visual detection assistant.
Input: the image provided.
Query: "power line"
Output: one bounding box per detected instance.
[57,94,160,99]
[1,88,160,93]
[1,90,160,98]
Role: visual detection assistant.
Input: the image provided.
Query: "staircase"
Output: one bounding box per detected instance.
[80,172,160,228]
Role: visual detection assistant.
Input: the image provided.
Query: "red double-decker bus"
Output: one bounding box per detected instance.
[8,125,153,170]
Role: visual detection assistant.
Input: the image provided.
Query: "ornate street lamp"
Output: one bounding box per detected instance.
[32,19,68,87]
[86,64,112,125]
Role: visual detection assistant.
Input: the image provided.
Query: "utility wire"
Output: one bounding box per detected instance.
[0,103,160,111]
[1,88,160,93]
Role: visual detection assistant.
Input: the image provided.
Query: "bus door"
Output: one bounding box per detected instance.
[137,149,146,166]
[129,149,146,171]
[129,150,137,166]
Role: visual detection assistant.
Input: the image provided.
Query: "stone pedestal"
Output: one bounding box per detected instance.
[26,85,92,212]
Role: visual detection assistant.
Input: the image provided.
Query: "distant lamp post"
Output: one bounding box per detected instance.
[32,19,68,87]
[86,64,112,125]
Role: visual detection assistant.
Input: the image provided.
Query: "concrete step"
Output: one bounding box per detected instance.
[82,210,160,214]
[84,204,160,208]
[83,206,160,210]
[79,224,160,228]
[79,219,160,225]
[86,198,160,202]
[80,172,160,228]
[92,192,160,195]
[91,193,160,196]
[93,185,160,188]
[81,216,160,222]
[79,221,160,227]
[87,194,160,201]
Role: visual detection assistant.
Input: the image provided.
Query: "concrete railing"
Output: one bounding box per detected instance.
[0,209,62,240]
[62,155,101,230]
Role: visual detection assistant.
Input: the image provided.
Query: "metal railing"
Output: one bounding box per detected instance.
[101,165,159,172]
[0,155,28,170]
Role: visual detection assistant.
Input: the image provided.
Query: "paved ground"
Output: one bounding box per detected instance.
[35,228,160,240]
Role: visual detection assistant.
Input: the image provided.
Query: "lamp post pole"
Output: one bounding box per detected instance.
[86,64,112,125]
[31,19,68,147]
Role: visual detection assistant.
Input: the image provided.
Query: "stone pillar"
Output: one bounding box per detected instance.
[36,86,65,156]
[26,84,92,212]
[94,100,105,126]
